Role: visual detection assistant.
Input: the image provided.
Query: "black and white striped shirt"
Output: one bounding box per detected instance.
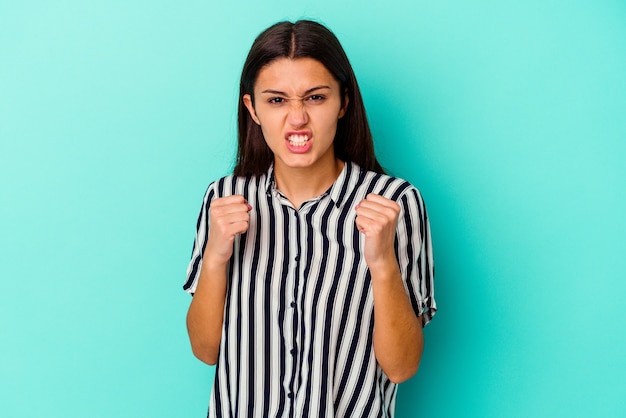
[184,161,436,418]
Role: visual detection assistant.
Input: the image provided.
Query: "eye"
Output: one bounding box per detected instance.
[307,94,326,102]
[268,97,286,104]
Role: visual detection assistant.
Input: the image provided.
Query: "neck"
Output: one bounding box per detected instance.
[274,159,344,209]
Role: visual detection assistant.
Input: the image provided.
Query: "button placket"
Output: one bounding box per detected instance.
[287,207,301,404]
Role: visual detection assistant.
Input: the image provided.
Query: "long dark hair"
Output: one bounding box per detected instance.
[233,20,384,176]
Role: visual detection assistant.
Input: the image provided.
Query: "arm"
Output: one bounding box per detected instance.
[355,193,423,383]
[369,261,423,383]
[186,195,251,365]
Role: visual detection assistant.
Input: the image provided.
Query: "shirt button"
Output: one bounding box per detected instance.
[290,348,296,355]
[290,302,296,308]
[288,393,294,399]
[295,255,300,262]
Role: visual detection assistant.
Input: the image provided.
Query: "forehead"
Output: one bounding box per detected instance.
[254,57,339,92]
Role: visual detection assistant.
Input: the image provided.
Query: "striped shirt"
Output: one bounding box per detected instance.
[184,161,436,418]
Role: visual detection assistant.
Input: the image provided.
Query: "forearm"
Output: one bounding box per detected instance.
[371,262,423,383]
[186,260,228,365]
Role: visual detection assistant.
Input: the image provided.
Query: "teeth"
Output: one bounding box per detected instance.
[288,134,309,147]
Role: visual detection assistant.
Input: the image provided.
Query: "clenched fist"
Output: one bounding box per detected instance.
[355,193,401,272]
[204,195,252,267]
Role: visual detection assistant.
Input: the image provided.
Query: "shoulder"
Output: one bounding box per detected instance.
[203,171,269,201]
[350,162,423,203]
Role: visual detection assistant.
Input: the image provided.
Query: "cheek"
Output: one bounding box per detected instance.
[257,119,284,148]
[255,108,283,127]
[315,110,342,133]
[254,112,278,134]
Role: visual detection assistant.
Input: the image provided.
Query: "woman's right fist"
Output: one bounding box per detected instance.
[204,195,252,266]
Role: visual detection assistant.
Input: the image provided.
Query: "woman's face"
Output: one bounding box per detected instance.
[243,57,348,174]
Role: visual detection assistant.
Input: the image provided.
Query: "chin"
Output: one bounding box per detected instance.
[278,155,317,168]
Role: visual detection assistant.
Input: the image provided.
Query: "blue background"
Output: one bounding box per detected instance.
[1,1,625,416]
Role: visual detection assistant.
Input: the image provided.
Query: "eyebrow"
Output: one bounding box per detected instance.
[260,85,332,96]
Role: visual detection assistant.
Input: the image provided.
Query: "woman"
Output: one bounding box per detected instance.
[184,19,436,418]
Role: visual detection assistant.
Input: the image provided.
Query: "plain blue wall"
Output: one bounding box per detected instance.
[1,1,625,417]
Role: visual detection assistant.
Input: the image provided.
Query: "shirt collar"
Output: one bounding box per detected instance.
[263,161,362,208]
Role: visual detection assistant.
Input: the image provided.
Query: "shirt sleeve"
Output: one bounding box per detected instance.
[395,186,437,326]
[183,182,217,295]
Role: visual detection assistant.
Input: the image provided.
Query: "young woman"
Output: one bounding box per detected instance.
[184,20,436,418]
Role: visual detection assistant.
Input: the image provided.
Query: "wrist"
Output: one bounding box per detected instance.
[367,256,401,281]
[201,255,229,275]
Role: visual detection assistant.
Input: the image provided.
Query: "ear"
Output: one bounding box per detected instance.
[338,92,349,119]
[243,94,261,125]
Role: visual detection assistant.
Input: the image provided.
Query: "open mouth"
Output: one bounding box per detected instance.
[288,134,309,147]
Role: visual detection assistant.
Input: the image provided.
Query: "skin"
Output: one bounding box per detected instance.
[186,57,423,383]
[244,57,348,207]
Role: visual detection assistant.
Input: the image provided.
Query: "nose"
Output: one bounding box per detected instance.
[286,99,309,127]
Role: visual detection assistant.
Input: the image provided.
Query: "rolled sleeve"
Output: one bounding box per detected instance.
[183,183,216,295]
[395,187,437,326]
